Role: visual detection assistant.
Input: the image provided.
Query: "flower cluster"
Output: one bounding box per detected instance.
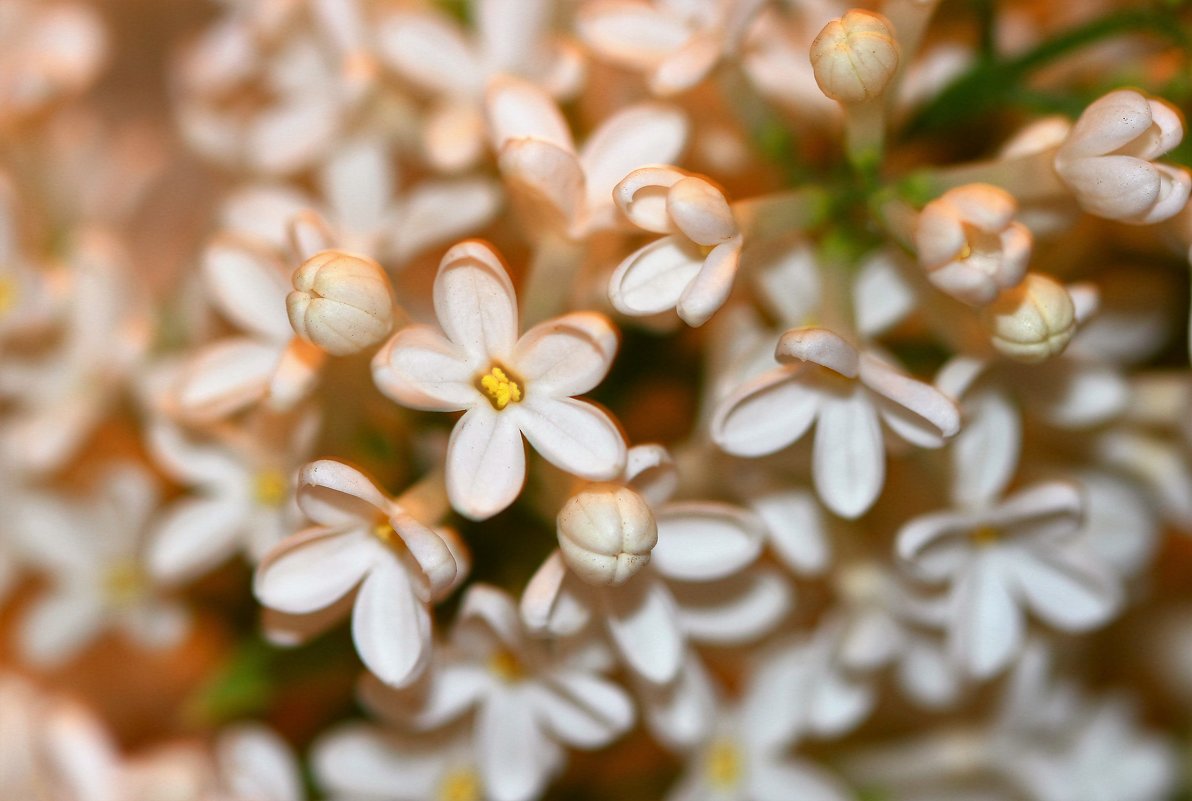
[2,1,1192,800]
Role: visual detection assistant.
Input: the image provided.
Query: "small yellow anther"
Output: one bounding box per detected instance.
[373,520,399,546]
[252,469,289,507]
[438,769,480,801]
[488,648,525,683]
[705,738,743,789]
[0,276,16,316]
[478,365,523,411]
[971,526,1000,546]
[103,560,145,608]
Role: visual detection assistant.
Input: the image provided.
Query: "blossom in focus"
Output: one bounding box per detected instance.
[372,240,627,520]
[1054,89,1191,225]
[254,459,467,687]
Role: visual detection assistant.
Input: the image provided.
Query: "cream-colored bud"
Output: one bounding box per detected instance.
[982,274,1076,364]
[287,250,394,356]
[809,10,900,105]
[557,484,657,587]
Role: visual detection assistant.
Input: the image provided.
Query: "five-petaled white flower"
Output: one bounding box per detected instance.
[372,240,628,520]
[254,459,468,687]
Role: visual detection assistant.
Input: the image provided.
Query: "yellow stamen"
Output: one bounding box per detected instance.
[373,520,400,547]
[478,365,523,411]
[438,769,480,801]
[971,525,1000,546]
[252,468,289,507]
[103,560,145,607]
[705,738,743,789]
[0,276,15,316]
[488,648,525,683]
[956,242,973,261]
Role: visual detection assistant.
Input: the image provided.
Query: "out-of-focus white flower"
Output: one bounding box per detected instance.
[609,166,743,326]
[808,9,899,106]
[0,172,69,346]
[372,240,627,520]
[1054,89,1191,225]
[313,724,484,801]
[287,249,395,356]
[741,2,845,120]
[915,184,1031,306]
[522,445,789,685]
[13,465,189,666]
[485,76,688,240]
[367,585,634,801]
[981,273,1076,363]
[254,459,467,687]
[712,327,960,518]
[897,481,1122,679]
[0,0,106,127]
[215,724,304,801]
[578,0,768,96]
[145,410,315,584]
[377,0,582,172]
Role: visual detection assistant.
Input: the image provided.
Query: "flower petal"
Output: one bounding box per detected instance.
[498,138,586,235]
[174,338,279,422]
[949,551,1021,679]
[602,573,684,684]
[477,690,555,801]
[751,488,830,575]
[202,236,294,342]
[18,591,103,666]
[254,527,376,614]
[447,404,526,520]
[352,557,432,687]
[813,390,884,519]
[376,12,479,95]
[579,103,688,214]
[297,460,390,528]
[651,502,764,581]
[1008,544,1121,631]
[513,312,618,397]
[711,366,820,457]
[372,325,477,412]
[860,354,960,441]
[311,725,443,798]
[577,1,690,68]
[514,396,626,481]
[609,236,702,317]
[391,178,502,264]
[776,327,859,377]
[485,75,574,153]
[675,238,741,326]
[951,386,1021,508]
[533,670,635,748]
[521,551,593,635]
[147,497,246,584]
[671,567,793,645]
[434,241,519,364]
[750,758,852,801]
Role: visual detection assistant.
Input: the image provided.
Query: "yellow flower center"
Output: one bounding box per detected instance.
[438,769,480,801]
[705,738,743,790]
[103,560,145,607]
[971,525,1000,546]
[373,520,400,546]
[252,468,289,507]
[488,648,525,683]
[477,365,523,411]
[0,275,16,316]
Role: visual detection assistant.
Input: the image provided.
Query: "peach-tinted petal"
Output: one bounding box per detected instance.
[513,312,618,396]
[446,404,526,520]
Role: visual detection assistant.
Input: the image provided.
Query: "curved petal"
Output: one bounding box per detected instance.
[391,178,502,264]
[498,138,585,235]
[254,527,376,614]
[1008,545,1121,631]
[372,325,476,412]
[405,662,491,729]
[458,582,523,651]
[352,558,432,687]
[579,103,689,211]
[513,312,618,397]
[217,725,304,801]
[446,405,526,520]
[813,391,885,519]
[651,502,764,581]
[485,75,574,153]
[675,238,740,326]
[311,725,443,798]
[602,574,684,684]
[532,671,635,748]
[434,241,519,364]
[147,496,246,584]
[951,386,1021,508]
[321,137,392,237]
[671,567,793,645]
[613,166,688,233]
[174,338,279,422]
[949,552,1021,679]
[711,366,820,457]
[297,460,390,528]
[521,551,593,635]
[776,327,859,377]
[608,236,702,317]
[577,2,689,68]
[477,690,554,801]
[752,488,830,575]
[376,11,480,95]
[860,355,961,440]
[202,237,293,342]
[514,396,626,481]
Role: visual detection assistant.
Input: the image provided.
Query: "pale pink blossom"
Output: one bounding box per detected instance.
[254,460,467,687]
[372,240,627,520]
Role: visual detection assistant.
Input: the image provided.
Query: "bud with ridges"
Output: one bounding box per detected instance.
[982,273,1076,364]
[809,10,900,106]
[287,250,395,356]
[558,484,658,587]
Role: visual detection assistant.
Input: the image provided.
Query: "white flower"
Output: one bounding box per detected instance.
[254,459,468,687]
[914,184,1031,306]
[372,240,627,520]
[365,585,634,801]
[1054,89,1191,225]
[144,410,315,584]
[522,444,790,684]
[12,465,189,666]
[609,166,744,326]
[377,0,583,172]
[485,76,688,240]
[712,327,961,518]
[577,0,768,96]
[215,724,304,801]
[287,249,395,356]
[896,482,1122,679]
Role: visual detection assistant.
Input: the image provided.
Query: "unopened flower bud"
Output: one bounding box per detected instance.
[287,250,394,356]
[557,484,657,587]
[982,274,1076,364]
[810,10,900,106]
[915,184,1031,306]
